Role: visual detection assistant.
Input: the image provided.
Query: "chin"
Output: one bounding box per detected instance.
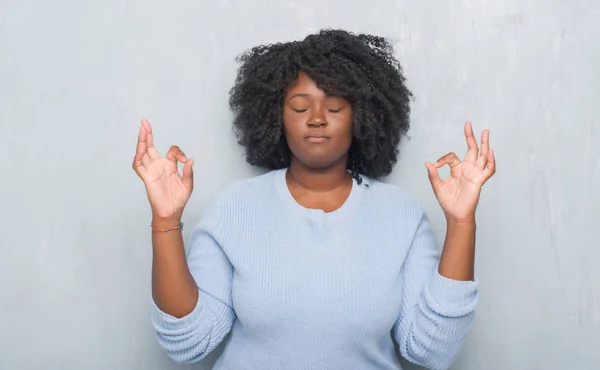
[288,139,351,170]
[302,159,337,169]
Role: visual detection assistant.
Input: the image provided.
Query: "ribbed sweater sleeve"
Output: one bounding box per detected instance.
[151,194,236,364]
[392,211,478,370]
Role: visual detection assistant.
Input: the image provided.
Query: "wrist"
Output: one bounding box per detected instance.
[151,214,183,230]
[445,213,476,227]
[446,217,476,230]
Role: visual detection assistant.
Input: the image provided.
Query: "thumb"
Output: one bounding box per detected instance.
[182,159,194,190]
[425,162,443,192]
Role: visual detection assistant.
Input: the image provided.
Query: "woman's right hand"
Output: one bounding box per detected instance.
[132,119,194,221]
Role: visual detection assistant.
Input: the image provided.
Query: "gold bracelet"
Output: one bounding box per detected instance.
[150,222,183,232]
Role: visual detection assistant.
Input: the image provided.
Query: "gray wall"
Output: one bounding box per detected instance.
[1,0,598,369]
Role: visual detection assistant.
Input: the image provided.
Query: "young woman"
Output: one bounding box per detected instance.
[132,29,496,370]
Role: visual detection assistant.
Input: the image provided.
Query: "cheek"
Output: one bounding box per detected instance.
[282,112,296,135]
[282,122,303,148]
[332,113,354,139]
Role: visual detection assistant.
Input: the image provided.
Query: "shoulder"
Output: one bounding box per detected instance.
[360,177,426,220]
[215,170,277,203]
[198,170,277,223]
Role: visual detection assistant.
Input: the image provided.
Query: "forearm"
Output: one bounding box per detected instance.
[437,220,476,281]
[150,210,237,364]
[151,215,199,318]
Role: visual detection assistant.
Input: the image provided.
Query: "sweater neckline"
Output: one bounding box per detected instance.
[273,167,365,222]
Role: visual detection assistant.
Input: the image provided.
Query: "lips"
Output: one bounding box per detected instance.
[304,132,330,142]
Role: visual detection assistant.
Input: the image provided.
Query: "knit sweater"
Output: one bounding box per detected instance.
[151,168,478,370]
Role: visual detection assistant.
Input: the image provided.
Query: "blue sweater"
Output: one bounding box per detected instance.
[151,168,478,370]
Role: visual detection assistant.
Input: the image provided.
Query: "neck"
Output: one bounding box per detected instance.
[287,156,351,192]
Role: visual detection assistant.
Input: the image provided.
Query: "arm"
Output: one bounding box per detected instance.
[151,196,236,364]
[395,121,496,368]
[438,220,476,281]
[393,212,478,370]
[131,119,235,363]
[151,215,198,318]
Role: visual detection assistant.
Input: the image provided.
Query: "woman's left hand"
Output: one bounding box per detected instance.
[425,121,496,224]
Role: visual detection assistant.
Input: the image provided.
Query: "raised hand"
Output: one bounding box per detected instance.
[132,119,194,221]
[425,121,496,223]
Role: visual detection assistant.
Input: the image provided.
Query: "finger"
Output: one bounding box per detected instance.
[435,152,462,168]
[476,129,490,169]
[140,124,153,166]
[141,119,161,160]
[464,121,479,163]
[425,162,444,192]
[182,159,194,189]
[165,145,188,164]
[483,149,496,180]
[133,125,150,173]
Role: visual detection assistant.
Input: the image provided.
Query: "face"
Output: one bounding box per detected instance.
[282,71,354,170]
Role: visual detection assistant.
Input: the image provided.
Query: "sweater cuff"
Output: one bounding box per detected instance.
[151,293,203,331]
[424,271,479,317]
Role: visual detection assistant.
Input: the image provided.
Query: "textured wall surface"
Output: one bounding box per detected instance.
[1,0,598,369]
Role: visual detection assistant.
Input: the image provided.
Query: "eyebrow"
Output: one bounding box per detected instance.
[286,93,310,102]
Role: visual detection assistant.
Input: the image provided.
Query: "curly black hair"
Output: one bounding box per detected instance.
[228,29,413,183]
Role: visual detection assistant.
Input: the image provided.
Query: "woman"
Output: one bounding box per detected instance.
[132,29,495,370]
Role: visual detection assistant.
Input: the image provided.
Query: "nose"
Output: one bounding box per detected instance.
[307,109,327,128]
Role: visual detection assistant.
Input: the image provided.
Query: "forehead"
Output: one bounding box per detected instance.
[285,70,346,101]
[287,71,320,91]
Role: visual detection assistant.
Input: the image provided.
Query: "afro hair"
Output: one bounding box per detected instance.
[228,29,413,183]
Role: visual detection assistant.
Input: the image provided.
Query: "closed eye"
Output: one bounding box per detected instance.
[291,108,343,113]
